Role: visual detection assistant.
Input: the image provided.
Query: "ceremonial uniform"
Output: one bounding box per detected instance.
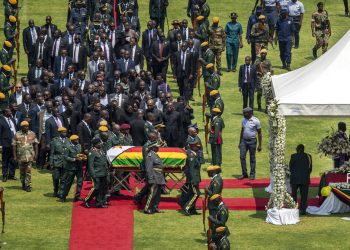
[85,147,108,207]
[12,130,39,190]
[144,121,155,139]
[60,141,83,200]
[144,148,165,213]
[200,2,210,28]
[216,235,230,250]
[254,57,272,110]
[195,22,208,43]
[0,69,12,105]
[200,47,214,82]
[208,24,225,74]
[0,47,12,65]
[187,0,200,23]
[224,21,243,71]
[213,96,224,114]
[206,71,220,108]
[312,9,330,55]
[209,115,224,166]
[4,20,16,57]
[207,174,223,215]
[250,22,269,56]
[4,1,17,24]
[50,137,68,196]
[209,201,230,242]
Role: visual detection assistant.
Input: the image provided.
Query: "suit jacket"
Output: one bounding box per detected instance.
[33,42,51,68]
[123,44,144,69]
[108,93,128,108]
[68,43,88,70]
[289,152,312,185]
[23,26,40,54]
[45,115,64,143]
[50,37,68,58]
[129,118,146,146]
[53,56,73,77]
[61,111,81,135]
[54,78,72,96]
[151,41,171,64]
[0,116,16,147]
[238,64,257,89]
[173,51,195,78]
[27,66,44,85]
[142,28,158,59]
[41,23,58,38]
[181,27,194,41]
[86,60,100,82]
[82,93,98,113]
[77,121,94,151]
[9,92,24,104]
[116,59,136,73]
[100,42,115,62]
[18,103,34,118]
[62,32,76,47]
[164,110,182,142]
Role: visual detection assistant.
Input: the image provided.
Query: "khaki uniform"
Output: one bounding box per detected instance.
[12,130,39,189]
[312,10,330,53]
[208,25,225,74]
[250,23,269,56]
[254,58,272,110]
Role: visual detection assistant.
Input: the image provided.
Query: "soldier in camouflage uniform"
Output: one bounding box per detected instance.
[311,2,331,58]
[12,121,39,192]
[198,42,214,83]
[50,127,68,197]
[69,0,89,40]
[195,16,208,43]
[0,41,15,65]
[204,63,220,108]
[250,15,270,58]
[254,49,272,111]
[208,17,225,75]
[209,107,224,166]
[4,15,17,57]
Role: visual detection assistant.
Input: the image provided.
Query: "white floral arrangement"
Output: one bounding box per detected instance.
[324,161,350,174]
[261,74,296,209]
[329,182,350,189]
[317,129,350,157]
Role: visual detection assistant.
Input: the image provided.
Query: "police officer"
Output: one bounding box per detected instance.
[84,138,109,208]
[224,13,243,72]
[208,17,225,75]
[12,121,39,192]
[50,127,68,197]
[311,2,331,58]
[198,42,214,83]
[276,9,294,71]
[209,107,224,166]
[288,0,304,49]
[144,141,165,214]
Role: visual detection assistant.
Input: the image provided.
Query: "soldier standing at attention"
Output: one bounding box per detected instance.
[209,108,224,166]
[208,194,230,245]
[4,15,17,58]
[205,165,223,216]
[224,13,243,73]
[0,41,15,65]
[0,65,14,107]
[50,127,68,197]
[195,16,208,43]
[59,134,84,202]
[311,2,331,58]
[12,121,39,192]
[254,49,272,111]
[198,42,214,83]
[214,227,231,250]
[149,0,169,32]
[208,17,225,76]
[84,138,109,208]
[144,141,165,214]
[250,15,270,57]
[209,90,224,114]
[204,63,220,108]
[238,107,262,180]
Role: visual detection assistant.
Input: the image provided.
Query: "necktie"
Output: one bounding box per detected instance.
[61,57,65,71]
[35,68,40,78]
[39,44,43,59]
[7,118,16,136]
[94,61,98,72]
[55,117,62,128]
[31,28,37,44]
[52,39,57,56]
[124,60,128,71]
[103,43,108,61]
[61,80,64,88]
[48,25,51,38]
[182,52,186,71]
[73,45,77,62]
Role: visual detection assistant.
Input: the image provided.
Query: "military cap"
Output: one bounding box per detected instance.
[216,227,226,233]
[212,17,219,23]
[206,165,221,172]
[99,120,108,126]
[92,138,102,145]
[210,194,221,201]
[243,107,253,113]
[57,127,67,132]
[154,122,165,129]
[4,41,12,48]
[188,123,198,129]
[20,121,29,127]
[201,41,209,47]
[206,63,214,69]
[0,92,5,101]
[210,90,219,96]
[212,107,221,113]
[9,0,17,4]
[171,20,180,25]
[230,12,238,18]
[258,15,266,20]
[196,16,204,21]
[2,65,11,72]
[120,124,130,130]
[70,135,79,141]
[99,126,109,132]
[260,49,268,54]
[9,15,17,23]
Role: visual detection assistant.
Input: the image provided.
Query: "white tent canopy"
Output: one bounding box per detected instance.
[272,30,350,116]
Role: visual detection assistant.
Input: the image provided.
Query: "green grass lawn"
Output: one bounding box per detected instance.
[1,0,350,249]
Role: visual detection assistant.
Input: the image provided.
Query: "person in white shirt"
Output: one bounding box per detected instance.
[288,0,305,48]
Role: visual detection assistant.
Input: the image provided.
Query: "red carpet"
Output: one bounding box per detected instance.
[69,181,134,250]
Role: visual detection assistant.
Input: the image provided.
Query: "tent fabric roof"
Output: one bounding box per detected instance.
[272,30,350,116]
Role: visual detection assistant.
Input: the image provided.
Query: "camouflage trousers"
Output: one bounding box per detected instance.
[211,48,223,73]
[314,30,330,53]
[19,162,32,188]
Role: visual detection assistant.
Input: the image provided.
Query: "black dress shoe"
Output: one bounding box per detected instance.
[249,176,255,180]
[84,202,90,208]
[134,196,142,206]
[73,197,83,202]
[237,175,248,180]
[8,176,17,180]
[2,177,7,182]
[96,205,108,208]
[183,209,191,216]
[191,210,200,215]
[26,187,31,192]
[53,192,58,197]
[144,209,154,214]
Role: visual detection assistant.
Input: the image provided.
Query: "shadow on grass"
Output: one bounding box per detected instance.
[304,56,315,60]
[194,238,207,244]
[5,185,22,190]
[37,169,52,175]
[43,192,55,198]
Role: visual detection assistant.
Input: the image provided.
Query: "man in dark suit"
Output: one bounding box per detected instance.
[100,33,114,63]
[163,102,182,147]
[61,101,81,135]
[142,21,158,71]
[41,16,57,39]
[54,71,72,96]
[45,107,64,144]
[77,70,90,94]
[23,19,40,67]
[289,144,312,215]
[151,32,170,80]
[0,107,17,181]
[130,109,146,146]
[181,19,193,41]
[116,50,136,73]
[33,35,51,69]
[18,93,34,118]
[124,37,144,73]
[173,42,195,100]
[62,24,76,47]
[238,56,257,109]
[53,49,72,78]
[76,113,94,153]
[68,35,87,71]
[27,59,44,85]
[50,29,68,66]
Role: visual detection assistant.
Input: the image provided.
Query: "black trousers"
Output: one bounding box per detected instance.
[241,85,255,109]
[251,42,257,63]
[2,146,16,178]
[151,17,165,32]
[152,61,168,81]
[344,0,349,13]
[291,184,309,212]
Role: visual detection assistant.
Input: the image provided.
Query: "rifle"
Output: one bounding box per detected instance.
[207,219,212,250]
[252,0,260,14]
[204,114,209,154]
[202,191,208,232]
[0,187,5,233]
[12,60,17,93]
[193,15,201,97]
[15,4,21,69]
[202,87,206,122]
[113,0,118,28]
